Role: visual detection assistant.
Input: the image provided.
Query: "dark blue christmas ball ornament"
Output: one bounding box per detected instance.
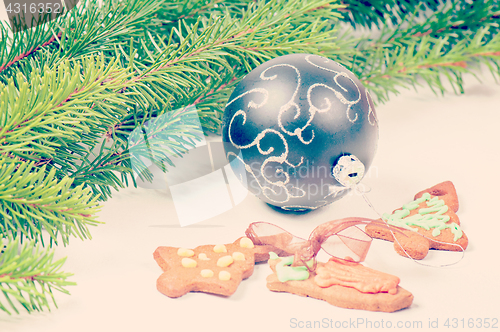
[222,54,378,211]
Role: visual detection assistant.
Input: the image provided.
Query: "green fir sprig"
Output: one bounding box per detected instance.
[344,0,500,103]
[0,156,101,246]
[0,236,75,315]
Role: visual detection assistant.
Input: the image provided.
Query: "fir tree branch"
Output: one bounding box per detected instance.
[0,30,62,74]
[334,1,500,104]
[156,0,248,26]
[339,0,449,28]
[0,0,170,82]
[360,0,500,51]
[0,20,58,76]
[0,156,101,245]
[112,0,349,122]
[190,73,240,132]
[0,56,131,163]
[355,26,500,103]
[0,236,75,315]
[156,0,342,37]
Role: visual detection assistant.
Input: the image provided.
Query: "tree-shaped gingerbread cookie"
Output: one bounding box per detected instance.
[365,181,468,259]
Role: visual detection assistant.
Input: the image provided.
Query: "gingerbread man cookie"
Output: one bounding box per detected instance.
[365,181,468,259]
[266,254,413,312]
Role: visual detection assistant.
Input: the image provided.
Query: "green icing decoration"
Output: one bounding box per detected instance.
[275,256,313,282]
[383,192,463,241]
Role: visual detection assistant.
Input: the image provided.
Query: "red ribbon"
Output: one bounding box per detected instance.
[245,218,406,270]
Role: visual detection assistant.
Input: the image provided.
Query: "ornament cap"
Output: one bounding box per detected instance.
[332,155,365,187]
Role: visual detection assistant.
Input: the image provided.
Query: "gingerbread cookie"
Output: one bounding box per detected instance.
[365,181,468,259]
[266,254,413,312]
[153,237,256,297]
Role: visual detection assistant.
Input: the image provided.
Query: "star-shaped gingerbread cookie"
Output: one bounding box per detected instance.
[153,237,257,297]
